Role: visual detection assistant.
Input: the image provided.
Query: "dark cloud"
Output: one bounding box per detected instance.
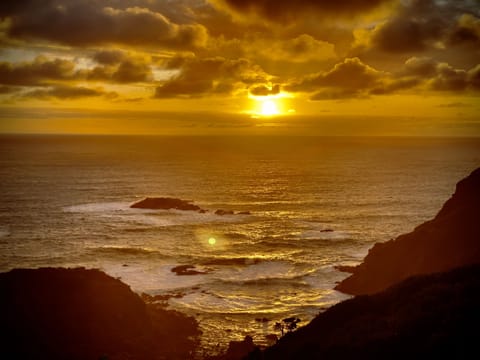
[0,54,153,87]
[285,55,480,100]
[430,63,469,91]
[0,85,15,94]
[111,58,152,83]
[287,34,330,56]
[249,84,280,96]
[373,58,480,95]
[360,0,480,55]
[371,17,442,53]
[252,34,336,64]
[23,85,115,100]
[156,52,480,100]
[469,64,480,89]
[310,88,363,100]
[155,56,270,98]
[319,57,382,89]
[210,0,391,22]
[0,56,75,86]
[447,14,480,45]
[93,50,127,65]
[86,51,153,83]
[369,77,421,95]
[1,0,208,49]
[286,57,383,93]
[402,57,438,77]
[163,53,197,70]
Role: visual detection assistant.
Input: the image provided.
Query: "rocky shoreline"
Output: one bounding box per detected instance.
[246,168,480,358]
[3,168,480,359]
[336,167,480,295]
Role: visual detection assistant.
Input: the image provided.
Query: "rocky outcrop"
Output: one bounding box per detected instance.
[0,267,201,360]
[131,197,203,211]
[215,209,235,216]
[171,264,211,276]
[130,198,252,216]
[336,167,480,295]
[251,264,480,360]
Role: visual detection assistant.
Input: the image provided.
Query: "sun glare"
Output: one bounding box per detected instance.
[261,99,280,116]
[208,237,216,245]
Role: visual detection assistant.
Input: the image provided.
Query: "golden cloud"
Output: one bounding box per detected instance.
[155,56,272,98]
[285,56,480,100]
[22,85,116,100]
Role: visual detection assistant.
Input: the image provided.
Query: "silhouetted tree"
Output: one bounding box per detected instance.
[274,317,301,337]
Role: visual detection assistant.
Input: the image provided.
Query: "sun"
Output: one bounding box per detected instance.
[208,237,216,245]
[260,99,280,116]
[249,92,292,117]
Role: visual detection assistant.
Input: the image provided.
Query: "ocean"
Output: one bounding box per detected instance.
[1,135,479,353]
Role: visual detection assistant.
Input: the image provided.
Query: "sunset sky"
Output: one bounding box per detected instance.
[0,0,479,135]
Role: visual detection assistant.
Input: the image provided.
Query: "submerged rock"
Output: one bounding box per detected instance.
[336,167,480,295]
[171,265,210,276]
[131,197,203,211]
[215,209,235,216]
[0,267,201,360]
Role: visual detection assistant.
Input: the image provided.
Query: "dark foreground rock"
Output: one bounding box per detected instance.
[250,264,480,360]
[208,335,260,360]
[131,197,203,211]
[0,267,201,360]
[336,167,480,295]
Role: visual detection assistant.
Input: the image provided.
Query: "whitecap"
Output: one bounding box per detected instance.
[170,292,291,314]
[63,201,132,213]
[63,201,248,228]
[100,262,212,292]
[299,229,350,240]
[212,260,315,283]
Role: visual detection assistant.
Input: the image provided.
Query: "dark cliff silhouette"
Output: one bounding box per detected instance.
[239,168,480,360]
[251,264,480,360]
[336,167,480,295]
[0,267,200,360]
